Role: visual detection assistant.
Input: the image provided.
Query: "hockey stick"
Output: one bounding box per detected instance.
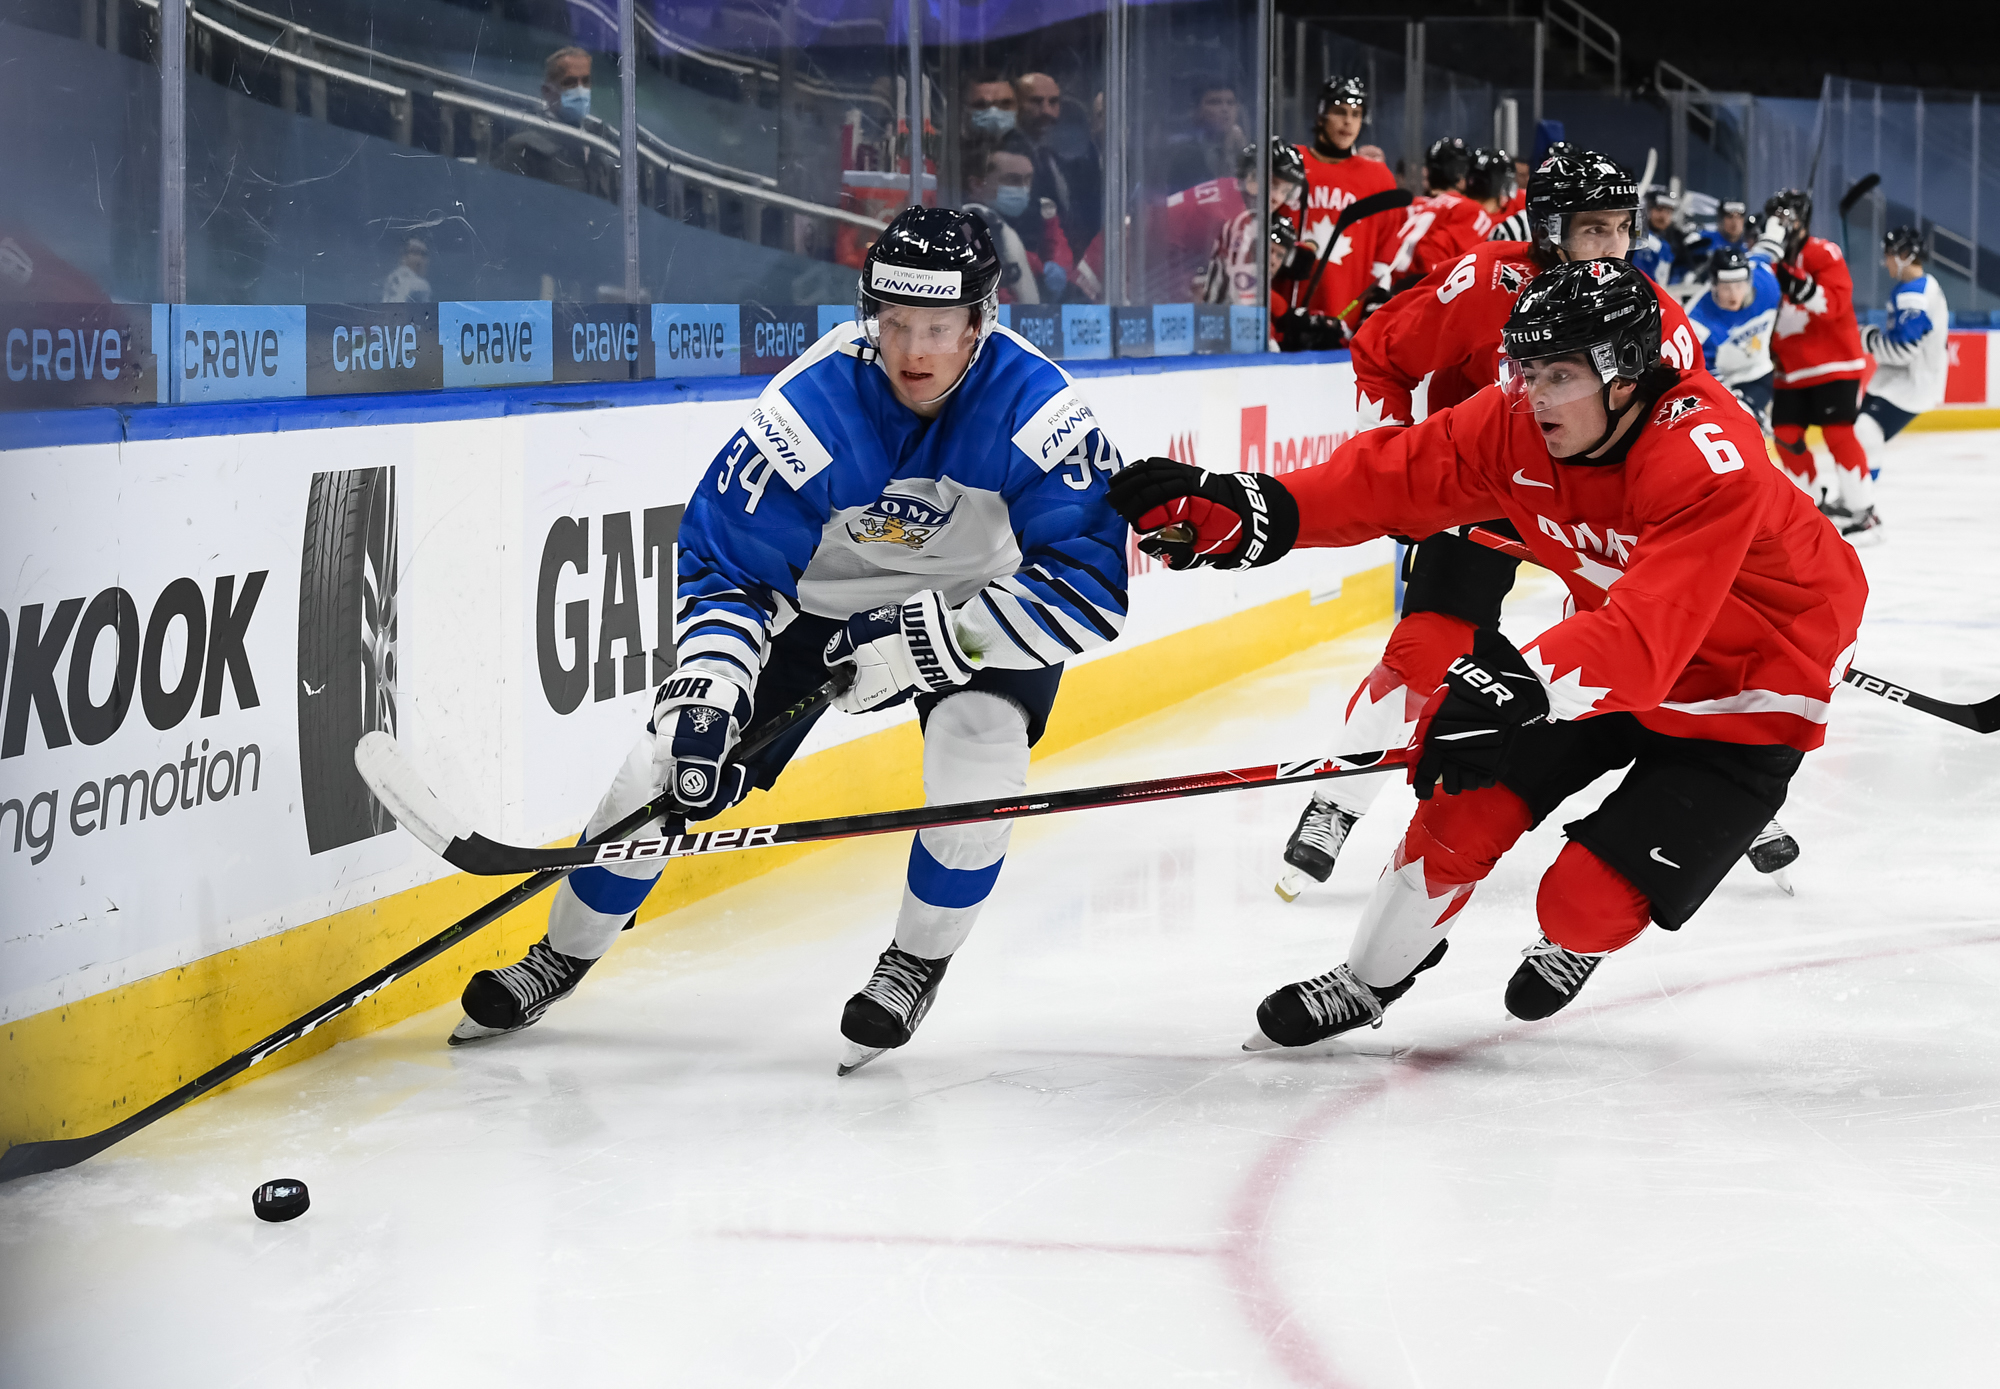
[359,737,1408,879]
[0,680,840,1185]
[1447,523,2000,733]
[1293,186,1414,323]
[1838,172,1881,253]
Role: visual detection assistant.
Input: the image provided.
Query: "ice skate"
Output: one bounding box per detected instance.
[1745,819,1799,896]
[449,935,599,1045]
[1840,505,1884,547]
[1275,797,1363,902]
[1504,933,1603,1020]
[837,945,952,1075]
[1244,940,1447,1050]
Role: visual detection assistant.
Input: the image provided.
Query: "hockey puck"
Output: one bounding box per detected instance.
[252,1178,310,1223]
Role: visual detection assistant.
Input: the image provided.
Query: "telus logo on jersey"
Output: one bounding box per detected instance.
[869,263,963,300]
[848,494,961,550]
[1011,388,1097,470]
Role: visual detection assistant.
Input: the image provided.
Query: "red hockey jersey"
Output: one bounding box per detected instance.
[1292,146,1401,321]
[1284,369,1867,751]
[1771,236,1867,387]
[1351,241,1703,429]
[1386,189,1491,285]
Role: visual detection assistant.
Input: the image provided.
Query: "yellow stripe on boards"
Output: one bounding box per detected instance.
[1902,407,2000,432]
[0,565,1393,1151]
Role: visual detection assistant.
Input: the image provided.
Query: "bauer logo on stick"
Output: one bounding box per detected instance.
[869,263,963,300]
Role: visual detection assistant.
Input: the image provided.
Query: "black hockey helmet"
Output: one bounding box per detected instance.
[1763,188,1813,256]
[1425,137,1470,190]
[1316,75,1368,116]
[1882,224,1925,263]
[1525,150,1640,259]
[1643,186,1677,213]
[858,207,1003,393]
[1708,245,1752,284]
[1269,216,1300,250]
[1465,147,1515,203]
[1718,198,1749,221]
[1500,260,1664,456]
[1240,136,1307,192]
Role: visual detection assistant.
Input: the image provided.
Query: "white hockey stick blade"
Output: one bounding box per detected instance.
[354,732,473,859]
[1273,867,1310,903]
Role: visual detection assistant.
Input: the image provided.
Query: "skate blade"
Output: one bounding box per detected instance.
[448,1015,522,1046]
[836,1042,888,1076]
[1241,1027,1284,1053]
[1274,868,1307,904]
[1767,867,1795,897]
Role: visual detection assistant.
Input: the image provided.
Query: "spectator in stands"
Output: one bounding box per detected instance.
[963,139,1073,304]
[1164,82,1246,191]
[382,239,433,303]
[963,73,1019,138]
[497,47,618,202]
[1014,73,1073,232]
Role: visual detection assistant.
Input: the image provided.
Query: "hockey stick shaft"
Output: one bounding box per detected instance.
[0,681,839,1185]
[1448,524,2000,733]
[385,748,1408,878]
[1296,186,1413,320]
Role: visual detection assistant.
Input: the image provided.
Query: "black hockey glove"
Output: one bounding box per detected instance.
[1106,456,1301,571]
[1411,628,1551,800]
[1276,310,1350,352]
[652,668,754,815]
[1771,259,1815,305]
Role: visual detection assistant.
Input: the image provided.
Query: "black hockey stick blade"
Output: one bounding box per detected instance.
[381,749,1410,879]
[1842,667,2000,734]
[0,681,840,1184]
[1838,173,1882,219]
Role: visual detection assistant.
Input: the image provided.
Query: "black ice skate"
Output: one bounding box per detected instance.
[1244,940,1448,1050]
[838,945,951,1076]
[1745,819,1800,896]
[1504,933,1604,1020]
[1275,797,1364,902]
[1840,506,1884,547]
[449,935,599,1045]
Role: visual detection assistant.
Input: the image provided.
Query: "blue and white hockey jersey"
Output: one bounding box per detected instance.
[1629,231,1677,285]
[675,323,1129,686]
[1865,273,1950,414]
[1686,262,1781,386]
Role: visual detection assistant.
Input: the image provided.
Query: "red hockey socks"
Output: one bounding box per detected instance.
[1536,841,1652,955]
[1772,424,1815,483]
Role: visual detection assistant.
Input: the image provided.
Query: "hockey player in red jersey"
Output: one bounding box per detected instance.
[1383,138,1487,291]
[1755,188,1872,533]
[1263,151,1807,903]
[1290,75,1400,329]
[1108,260,1867,1039]
[1198,138,1306,305]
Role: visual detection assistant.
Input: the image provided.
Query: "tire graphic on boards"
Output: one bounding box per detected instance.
[297,466,399,855]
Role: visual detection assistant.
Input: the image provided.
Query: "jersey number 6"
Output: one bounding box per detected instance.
[1688,421,1745,474]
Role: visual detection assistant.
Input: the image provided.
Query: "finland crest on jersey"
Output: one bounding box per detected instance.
[847,493,962,549]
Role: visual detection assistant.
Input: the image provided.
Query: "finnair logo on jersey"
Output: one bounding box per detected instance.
[1012,388,1097,470]
[745,396,832,488]
[870,263,963,300]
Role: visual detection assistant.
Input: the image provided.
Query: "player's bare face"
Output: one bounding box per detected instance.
[1713,279,1751,311]
[1318,105,1363,151]
[1501,352,1635,458]
[875,305,980,417]
[1719,212,1745,241]
[1562,211,1632,262]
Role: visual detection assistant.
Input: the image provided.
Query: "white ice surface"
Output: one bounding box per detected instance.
[5,433,1999,1389]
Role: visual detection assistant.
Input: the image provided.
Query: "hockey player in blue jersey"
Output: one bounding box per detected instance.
[1629,188,1682,284]
[1849,224,1950,542]
[1702,199,1754,258]
[1686,246,1782,425]
[451,208,1130,1072]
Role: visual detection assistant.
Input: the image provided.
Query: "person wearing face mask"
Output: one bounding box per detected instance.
[496,46,619,203]
[450,208,1128,1075]
[962,74,1019,139]
[962,138,1074,304]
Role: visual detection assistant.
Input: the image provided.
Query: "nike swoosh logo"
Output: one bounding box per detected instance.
[1649,847,1682,868]
[1512,470,1554,489]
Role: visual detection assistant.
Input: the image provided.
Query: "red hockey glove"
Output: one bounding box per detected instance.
[1411,628,1551,799]
[1106,457,1301,570]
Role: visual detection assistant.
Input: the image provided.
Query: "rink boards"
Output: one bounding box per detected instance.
[0,353,1392,1149]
